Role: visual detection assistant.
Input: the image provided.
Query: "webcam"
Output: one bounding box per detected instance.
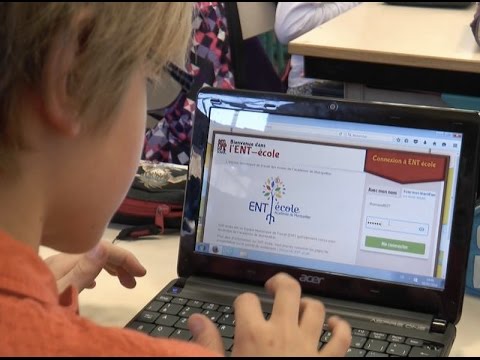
[329,102,339,111]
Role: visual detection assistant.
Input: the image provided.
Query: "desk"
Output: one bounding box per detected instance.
[288,2,480,104]
[40,225,480,356]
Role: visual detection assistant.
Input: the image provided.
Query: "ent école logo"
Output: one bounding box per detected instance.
[248,177,304,224]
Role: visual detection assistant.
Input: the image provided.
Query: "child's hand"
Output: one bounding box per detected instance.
[232,273,351,356]
[44,241,146,293]
[188,272,351,357]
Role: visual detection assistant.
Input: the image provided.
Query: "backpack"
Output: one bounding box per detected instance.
[112,161,187,239]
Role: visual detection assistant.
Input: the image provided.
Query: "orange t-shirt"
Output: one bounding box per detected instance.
[0,230,219,356]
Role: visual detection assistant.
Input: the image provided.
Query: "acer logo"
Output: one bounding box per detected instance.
[299,274,324,285]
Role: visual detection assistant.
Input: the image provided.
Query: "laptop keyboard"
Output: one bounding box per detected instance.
[126,294,444,357]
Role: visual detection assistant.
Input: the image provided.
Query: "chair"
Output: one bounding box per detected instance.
[224,2,285,93]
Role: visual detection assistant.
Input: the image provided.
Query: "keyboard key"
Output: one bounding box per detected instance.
[352,329,370,337]
[156,295,173,302]
[202,310,221,322]
[179,306,203,317]
[405,338,423,347]
[318,342,323,350]
[347,348,367,357]
[187,300,203,308]
[150,325,175,338]
[218,314,235,326]
[369,332,387,341]
[323,323,329,331]
[423,343,442,352]
[218,305,234,314]
[171,297,189,305]
[146,301,164,312]
[202,303,219,311]
[387,335,405,343]
[127,322,155,335]
[170,329,192,341]
[366,351,389,357]
[155,314,179,327]
[223,338,234,351]
[174,317,190,330]
[138,311,160,323]
[219,325,235,338]
[160,303,183,315]
[364,339,389,353]
[351,335,368,349]
[387,343,411,357]
[408,347,438,357]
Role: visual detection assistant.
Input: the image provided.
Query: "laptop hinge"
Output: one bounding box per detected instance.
[430,318,447,334]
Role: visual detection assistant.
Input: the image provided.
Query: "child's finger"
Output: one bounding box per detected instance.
[103,241,146,277]
[233,292,265,331]
[298,297,325,343]
[265,273,302,325]
[116,266,137,288]
[319,316,352,357]
[57,244,108,293]
[189,314,224,355]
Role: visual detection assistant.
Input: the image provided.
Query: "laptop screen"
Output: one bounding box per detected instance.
[194,106,463,291]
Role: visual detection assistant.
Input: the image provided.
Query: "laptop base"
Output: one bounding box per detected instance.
[126,277,454,357]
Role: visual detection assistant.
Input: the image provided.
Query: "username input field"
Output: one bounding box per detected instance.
[366,216,429,236]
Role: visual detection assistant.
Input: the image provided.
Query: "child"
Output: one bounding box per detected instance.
[0,3,351,356]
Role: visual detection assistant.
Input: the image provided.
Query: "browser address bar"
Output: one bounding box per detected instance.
[345,131,393,142]
[266,123,343,137]
[267,123,393,143]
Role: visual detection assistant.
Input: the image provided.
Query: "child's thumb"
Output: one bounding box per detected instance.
[189,314,224,355]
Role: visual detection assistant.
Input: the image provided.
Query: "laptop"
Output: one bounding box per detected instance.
[126,88,480,357]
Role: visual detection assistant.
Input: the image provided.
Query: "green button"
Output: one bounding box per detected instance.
[365,236,425,255]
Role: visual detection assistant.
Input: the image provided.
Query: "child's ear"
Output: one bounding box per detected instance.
[41,13,92,137]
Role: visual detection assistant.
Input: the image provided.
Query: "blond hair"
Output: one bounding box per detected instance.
[0,2,192,166]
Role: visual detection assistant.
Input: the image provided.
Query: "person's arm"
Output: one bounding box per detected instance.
[275,2,361,44]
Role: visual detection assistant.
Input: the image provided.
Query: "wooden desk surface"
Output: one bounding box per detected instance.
[289,2,480,73]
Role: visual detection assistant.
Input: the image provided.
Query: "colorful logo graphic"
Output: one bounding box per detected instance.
[217,139,227,154]
[262,177,286,224]
[249,177,304,223]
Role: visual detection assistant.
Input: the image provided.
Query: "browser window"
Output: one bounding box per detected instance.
[195,108,463,290]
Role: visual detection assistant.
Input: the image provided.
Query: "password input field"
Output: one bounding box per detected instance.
[366,216,429,236]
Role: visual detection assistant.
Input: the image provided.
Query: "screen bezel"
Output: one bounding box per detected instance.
[178,88,479,324]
